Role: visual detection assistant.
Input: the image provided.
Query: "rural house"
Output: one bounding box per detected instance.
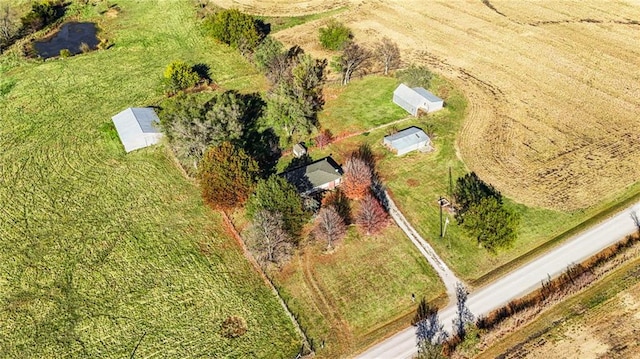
[393,83,444,116]
[281,157,343,195]
[111,107,164,153]
[383,126,432,156]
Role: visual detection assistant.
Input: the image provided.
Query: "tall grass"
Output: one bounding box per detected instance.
[0,1,296,357]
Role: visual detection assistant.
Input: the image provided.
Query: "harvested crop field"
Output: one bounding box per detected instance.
[232,0,640,210]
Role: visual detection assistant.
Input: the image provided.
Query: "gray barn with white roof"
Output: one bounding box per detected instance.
[383,127,431,156]
[393,83,444,116]
[112,107,164,153]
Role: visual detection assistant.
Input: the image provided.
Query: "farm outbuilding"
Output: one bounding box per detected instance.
[112,107,164,153]
[383,126,432,156]
[393,83,444,116]
[293,143,307,158]
[281,156,343,195]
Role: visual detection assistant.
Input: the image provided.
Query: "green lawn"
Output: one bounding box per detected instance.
[272,226,445,358]
[0,1,296,357]
[318,76,408,136]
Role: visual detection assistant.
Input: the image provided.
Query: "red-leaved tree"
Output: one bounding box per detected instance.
[315,129,333,149]
[341,155,372,199]
[313,205,347,250]
[356,192,389,235]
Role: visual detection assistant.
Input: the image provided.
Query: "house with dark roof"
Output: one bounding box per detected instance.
[281,157,343,194]
[393,83,444,116]
[383,126,432,156]
[112,107,163,153]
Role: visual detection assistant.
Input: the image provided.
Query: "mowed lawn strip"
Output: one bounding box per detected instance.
[0,1,296,357]
[273,226,445,358]
[318,76,408,136]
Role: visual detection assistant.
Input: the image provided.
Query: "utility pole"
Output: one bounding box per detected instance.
[448,166,453,198]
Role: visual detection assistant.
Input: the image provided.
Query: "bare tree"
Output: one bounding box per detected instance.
[356,192,388,235]
[0,4,17,49]
[313,205,347,250]
[247,210,294,266]
[332,41,372,85]
[374,37,401,75]
[341,155,372,199]
[452,282,474,339]
[413,298,448,359]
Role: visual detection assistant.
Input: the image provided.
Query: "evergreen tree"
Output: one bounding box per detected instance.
[198,142,259,211]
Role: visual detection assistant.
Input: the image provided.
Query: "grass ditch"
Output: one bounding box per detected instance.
[478,252,640,358]
[448,232,640,357]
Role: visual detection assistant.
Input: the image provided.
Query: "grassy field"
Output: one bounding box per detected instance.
[272,226,446,358]
[479,257,640,359]
[0,1,297,357]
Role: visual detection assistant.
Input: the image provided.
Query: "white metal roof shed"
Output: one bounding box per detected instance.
[393,84,444,116]
[112,107,163,153]
[383,126,431,156]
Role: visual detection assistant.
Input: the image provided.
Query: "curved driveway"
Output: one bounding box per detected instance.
[357,204,640,358]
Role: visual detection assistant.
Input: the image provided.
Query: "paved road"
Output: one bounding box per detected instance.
[384,191,460,299]
[357,204,640,358]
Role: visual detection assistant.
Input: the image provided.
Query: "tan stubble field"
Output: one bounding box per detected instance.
[216,0,640,211]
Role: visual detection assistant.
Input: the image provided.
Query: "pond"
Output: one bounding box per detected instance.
[34,22,99,59]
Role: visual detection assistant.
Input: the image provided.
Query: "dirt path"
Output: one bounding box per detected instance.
[330,115,414,145]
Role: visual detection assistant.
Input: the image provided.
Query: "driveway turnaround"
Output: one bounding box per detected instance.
[357,204,640,358]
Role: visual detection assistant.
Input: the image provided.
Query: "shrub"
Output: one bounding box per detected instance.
[205,9,264,54]
[318,20,352,51]
[59,48,71,58]
[396,64,433,89]
[20,1,60,34]
[315,129,333,148]
[220,316,247,338]
[163,60,200,93]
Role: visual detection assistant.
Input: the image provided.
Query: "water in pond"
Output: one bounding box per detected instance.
[34,22,99,59]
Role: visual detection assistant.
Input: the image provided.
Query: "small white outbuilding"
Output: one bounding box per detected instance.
[112,107,163,153]
[383,126,432,156]
[393,83,444,116]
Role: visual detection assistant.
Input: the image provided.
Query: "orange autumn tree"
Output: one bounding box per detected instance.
[341,155,372,199]
[198,141,259,211]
